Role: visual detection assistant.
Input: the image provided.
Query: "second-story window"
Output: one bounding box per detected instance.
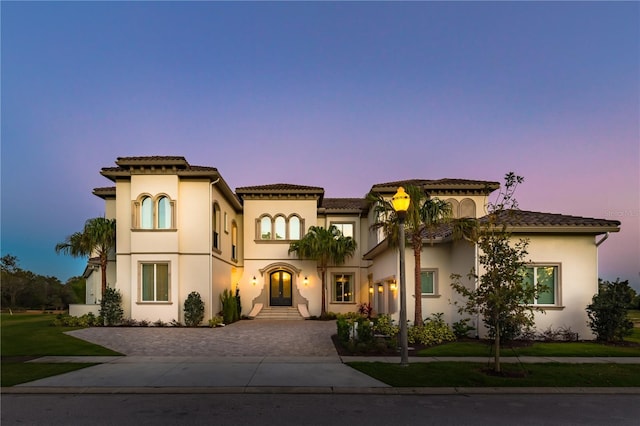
[289,216,301,240]
[212,203,221,250]
[136,194,174,230]
[257,214,304,241]
[332,222,354,238]
[231,221,238,261]
[141,196,153,229]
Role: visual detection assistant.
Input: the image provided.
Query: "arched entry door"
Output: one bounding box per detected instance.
[270,270,292,306]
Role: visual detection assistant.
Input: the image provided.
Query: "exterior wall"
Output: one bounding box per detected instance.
[522,234,599,340]
[240,197,319,314]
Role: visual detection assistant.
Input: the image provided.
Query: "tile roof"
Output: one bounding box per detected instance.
[236,183,324,192]
[92,187,116,199]
[371,178,500,194]
[482,210,621,232]
[321,198,368,210]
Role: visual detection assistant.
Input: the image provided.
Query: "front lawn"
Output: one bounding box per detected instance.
[1,313,121,387]
[416,339,640,357]
[348,362,640,387]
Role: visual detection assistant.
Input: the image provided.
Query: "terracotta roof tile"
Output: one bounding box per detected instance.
[371,178,500,194]
[483,210,621,230]
[236,183,324,192]
[321,198,368,210]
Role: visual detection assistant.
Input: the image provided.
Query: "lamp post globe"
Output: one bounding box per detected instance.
[392,187,410,366]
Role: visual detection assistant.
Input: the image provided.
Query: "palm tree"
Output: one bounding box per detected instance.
[288,225,357,317]
[55,217,116,300]
[369,185,476,326]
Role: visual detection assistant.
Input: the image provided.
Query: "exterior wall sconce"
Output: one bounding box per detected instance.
[378,284,383,293]
[369,286,374,295]
[303,276,309,286]
[251,276,257,286]
[390,282,397,291]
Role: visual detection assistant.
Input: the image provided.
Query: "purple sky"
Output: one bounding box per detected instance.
[2,2,638,290]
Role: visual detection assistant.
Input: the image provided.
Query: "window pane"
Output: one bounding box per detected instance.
[141,197,153,229]
[343,276,352,302]
[156,264,169,301]
[421,271,434,294]
[261,217,271,239]
[158,197,171,229]
[142,264,154,301]
[289,217,300,240]
[536,267,555,304]
[523,268,535,304]
[275,216,286,239]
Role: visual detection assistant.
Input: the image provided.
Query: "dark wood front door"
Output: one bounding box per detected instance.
[270,271,292,306]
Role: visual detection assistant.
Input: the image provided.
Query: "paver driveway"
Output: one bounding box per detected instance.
[67,320,338,357]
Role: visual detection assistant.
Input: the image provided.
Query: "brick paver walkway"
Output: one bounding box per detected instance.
[67,320,338,357]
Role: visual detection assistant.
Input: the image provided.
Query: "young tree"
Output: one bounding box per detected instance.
[288,225,357,317]
[451,173,543,373]
[587,279,634,341]
[369,185,476,325]
[55,217,116,300]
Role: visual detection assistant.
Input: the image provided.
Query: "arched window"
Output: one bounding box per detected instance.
[157,196,172,229]
[260,216,272,240]
[141,196,153,229]
[289,216,301,240]
[274,216,286,240]
[231,221,238,261]
[446,198,460,219]
[460,198,476,218]
[212,203,221,250]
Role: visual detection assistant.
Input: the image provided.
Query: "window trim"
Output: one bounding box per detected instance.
[524,264,561,306]
[231,221,238,262]
[420,268,439,297]
[212,202,221,252]
[332,272,356,303]
[138,261,171,304]
[255,213,305,243]
[330,221,356,239]
[133,193,176,231]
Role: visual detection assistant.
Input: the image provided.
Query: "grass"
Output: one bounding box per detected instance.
[348,362,640,387]
[1,313,121,387]
[416,339,640,357]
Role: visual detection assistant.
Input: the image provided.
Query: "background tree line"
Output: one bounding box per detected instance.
[1,254,84,311]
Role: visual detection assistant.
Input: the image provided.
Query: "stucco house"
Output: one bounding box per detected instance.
[73,156,620,339]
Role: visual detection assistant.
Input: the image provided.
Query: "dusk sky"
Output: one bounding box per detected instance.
[2,2,638,290]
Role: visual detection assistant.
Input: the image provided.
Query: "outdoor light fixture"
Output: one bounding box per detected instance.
[378,284,383,293]
[392,186,410,367]
[251,276,257,286]
[369,286,374,295]
[303,276,309,286]
[390,281,397,291]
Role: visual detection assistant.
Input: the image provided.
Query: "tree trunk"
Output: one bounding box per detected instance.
[100,255,108,302]
[495,322,501,373]
[320,268,326,317]
[413,240,423,326]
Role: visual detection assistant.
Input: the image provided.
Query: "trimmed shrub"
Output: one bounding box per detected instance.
[373,314,399,337]
[184,291,205,327]
[100,287,124,326]
[407,313,455,346]
[587,279,634,341]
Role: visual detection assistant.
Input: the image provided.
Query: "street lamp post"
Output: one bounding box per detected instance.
[391,186,410,367]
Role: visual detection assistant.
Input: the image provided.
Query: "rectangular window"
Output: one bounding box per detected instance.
[332,223,354,238]
[420,270,437,295]
[524,265,557,305]
[141,263,169,302]
[333,273,354,302]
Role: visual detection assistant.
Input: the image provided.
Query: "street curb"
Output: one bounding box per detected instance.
[3,386,640,395]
